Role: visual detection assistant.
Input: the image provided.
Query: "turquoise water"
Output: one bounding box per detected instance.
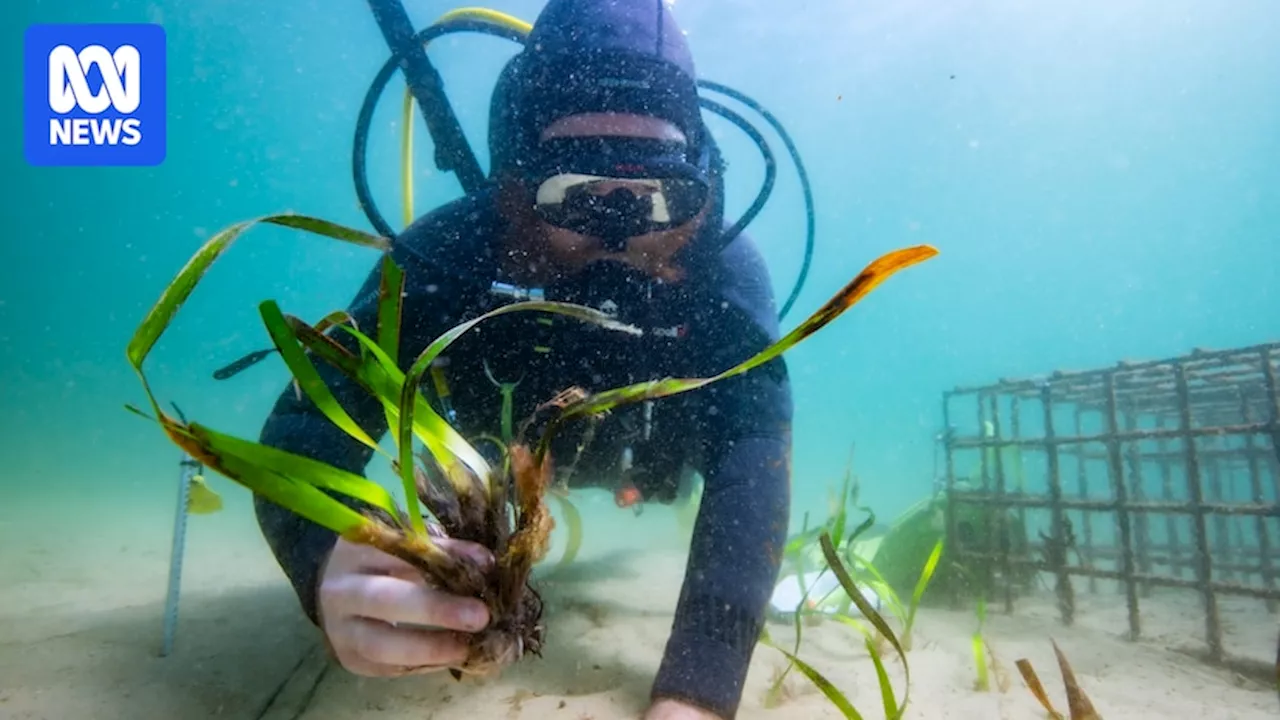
[4,1,1277,523]
[1,1,1278,716]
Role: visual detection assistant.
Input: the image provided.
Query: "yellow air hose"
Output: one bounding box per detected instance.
[400,89,415,228]
[435,7,533,34]
[395,9,585,574]
[400,8,532,229]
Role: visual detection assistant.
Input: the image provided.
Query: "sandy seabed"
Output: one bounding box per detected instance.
[1,490,1276,720]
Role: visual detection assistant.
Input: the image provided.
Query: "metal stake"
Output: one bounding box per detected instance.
[161,451,199,657]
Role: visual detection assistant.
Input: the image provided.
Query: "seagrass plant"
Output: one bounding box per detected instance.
[1016,641,1102,720]
[125,212,937,678]
[765,456,943,717]
[761,532,916,720]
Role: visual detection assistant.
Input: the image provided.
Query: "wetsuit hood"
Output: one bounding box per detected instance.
[487,0,729,266]
[489,0,705,176]
[528,0,695,74]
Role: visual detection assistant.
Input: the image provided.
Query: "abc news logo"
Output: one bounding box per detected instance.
[24,24,167,167]
[48,44,143,147]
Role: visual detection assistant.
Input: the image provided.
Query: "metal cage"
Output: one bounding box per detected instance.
[940,341,1280,678]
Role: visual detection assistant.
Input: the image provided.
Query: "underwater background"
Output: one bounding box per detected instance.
[3,0,1278,563]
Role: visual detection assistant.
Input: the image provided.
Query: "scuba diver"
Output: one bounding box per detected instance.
[253,0,793,718]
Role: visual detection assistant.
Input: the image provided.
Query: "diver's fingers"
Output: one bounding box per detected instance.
[350,544,421,576]
[353,538,494,576]
[340,618,470,673]
[339,574,491,633]
[434,537,496,569]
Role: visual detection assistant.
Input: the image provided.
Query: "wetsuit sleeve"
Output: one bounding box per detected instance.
[253,233,466,624]
[650,240,794,718]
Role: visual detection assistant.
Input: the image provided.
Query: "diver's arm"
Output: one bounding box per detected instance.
[650,237,793,719]
[650,353,792,718]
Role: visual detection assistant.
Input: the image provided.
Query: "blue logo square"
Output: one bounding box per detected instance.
[24,23,167,167]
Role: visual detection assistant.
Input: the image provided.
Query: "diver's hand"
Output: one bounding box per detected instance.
[317,536,492,677]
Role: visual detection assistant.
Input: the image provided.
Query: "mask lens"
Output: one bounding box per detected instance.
[527,136,709,240]
[534,173,706,235]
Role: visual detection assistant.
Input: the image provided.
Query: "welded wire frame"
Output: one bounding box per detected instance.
[940,341,1280,672]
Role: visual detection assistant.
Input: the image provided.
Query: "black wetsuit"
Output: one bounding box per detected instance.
[255,188,792,717]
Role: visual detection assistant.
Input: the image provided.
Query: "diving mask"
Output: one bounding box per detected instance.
[527,135,710,250]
